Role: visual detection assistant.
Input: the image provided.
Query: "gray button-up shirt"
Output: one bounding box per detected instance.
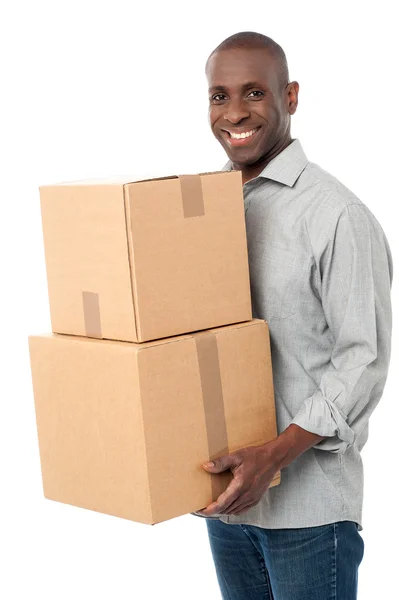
[218,139,393,530]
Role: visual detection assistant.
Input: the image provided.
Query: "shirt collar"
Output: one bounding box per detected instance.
[222,139,308,188]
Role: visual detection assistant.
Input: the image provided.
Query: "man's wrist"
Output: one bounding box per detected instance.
[263,424,325,471]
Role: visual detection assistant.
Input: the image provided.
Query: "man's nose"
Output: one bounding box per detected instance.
[223,99,250,124]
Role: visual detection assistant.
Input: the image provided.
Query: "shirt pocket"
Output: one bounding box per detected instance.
[249,241,311,320]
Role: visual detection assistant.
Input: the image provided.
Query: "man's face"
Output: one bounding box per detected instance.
[206,47,297,168]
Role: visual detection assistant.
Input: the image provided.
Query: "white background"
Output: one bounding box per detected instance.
[1,1,397,598]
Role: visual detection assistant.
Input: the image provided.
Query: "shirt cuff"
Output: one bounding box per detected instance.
[291,390,355,454]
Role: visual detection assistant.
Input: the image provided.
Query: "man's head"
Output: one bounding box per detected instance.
[206,32,299,172]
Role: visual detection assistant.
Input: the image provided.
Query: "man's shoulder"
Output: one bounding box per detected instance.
[299,160,364,216]
[296,161,383,252]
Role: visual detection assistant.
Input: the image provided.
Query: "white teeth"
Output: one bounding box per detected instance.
[230,128,257,140]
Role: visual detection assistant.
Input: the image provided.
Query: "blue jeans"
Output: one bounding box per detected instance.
[206,519,364,600]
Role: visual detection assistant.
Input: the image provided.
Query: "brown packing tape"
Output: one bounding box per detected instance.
[195,333,232,501]
[179,175,205,218]
[82,291,102,338]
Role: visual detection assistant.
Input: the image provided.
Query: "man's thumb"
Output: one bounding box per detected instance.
[203,454,239,473]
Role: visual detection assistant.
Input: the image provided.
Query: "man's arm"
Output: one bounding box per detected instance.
[268,423,325,469]
[290,203,392,453]
[200,203,392,517]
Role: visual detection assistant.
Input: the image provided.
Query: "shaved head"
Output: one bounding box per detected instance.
[206,32,289,89]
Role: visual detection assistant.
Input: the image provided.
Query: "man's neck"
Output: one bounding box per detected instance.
[233,136,293,185]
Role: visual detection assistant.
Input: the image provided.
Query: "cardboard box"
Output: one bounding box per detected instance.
[29,319,279,525]
[39,171,252,342]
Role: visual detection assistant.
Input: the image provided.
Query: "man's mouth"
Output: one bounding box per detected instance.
[221,127,261,147]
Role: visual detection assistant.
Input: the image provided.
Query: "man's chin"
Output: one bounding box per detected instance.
[225,151,260,170]
[218,143,259,168]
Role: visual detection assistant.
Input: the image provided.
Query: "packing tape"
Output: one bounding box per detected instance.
[82,291,102,338]
[179,175,205,218]
[195,333,232,501]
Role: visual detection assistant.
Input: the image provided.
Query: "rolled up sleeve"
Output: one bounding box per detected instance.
[291,203,393,453]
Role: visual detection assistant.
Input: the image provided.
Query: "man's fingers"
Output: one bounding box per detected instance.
[213,478,243,512]
[198,478,243,516]
[223,493,253,515]
[196,502,220,517]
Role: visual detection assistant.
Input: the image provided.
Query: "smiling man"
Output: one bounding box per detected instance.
[199,32,393,600]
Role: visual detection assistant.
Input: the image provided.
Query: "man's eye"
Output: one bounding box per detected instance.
[248,91,264,98]
[211,94,227,102]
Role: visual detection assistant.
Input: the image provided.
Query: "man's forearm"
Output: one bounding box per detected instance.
[264,424,325,471]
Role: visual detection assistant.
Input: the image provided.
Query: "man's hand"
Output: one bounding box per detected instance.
[198,424,325,517]
[198,444,279,516]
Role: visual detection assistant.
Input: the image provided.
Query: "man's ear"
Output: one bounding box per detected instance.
[287,81,299,115]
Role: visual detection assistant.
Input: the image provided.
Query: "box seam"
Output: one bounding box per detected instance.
[122,184,140,341]
[135,351,155,524]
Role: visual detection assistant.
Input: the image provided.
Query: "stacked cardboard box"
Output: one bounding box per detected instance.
[29,171,279,524]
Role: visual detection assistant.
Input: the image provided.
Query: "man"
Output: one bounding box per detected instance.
[197,32,393,600]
